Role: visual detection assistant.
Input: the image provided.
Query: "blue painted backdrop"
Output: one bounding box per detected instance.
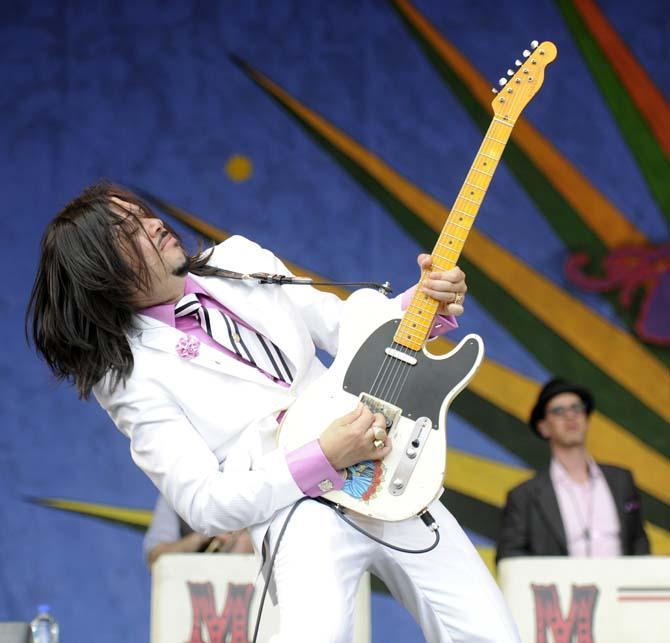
[1,1,667,641]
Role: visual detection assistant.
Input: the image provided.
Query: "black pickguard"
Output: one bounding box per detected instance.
[342,320,482,427]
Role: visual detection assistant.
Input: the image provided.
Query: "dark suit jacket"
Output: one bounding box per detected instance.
[496,463,649,563]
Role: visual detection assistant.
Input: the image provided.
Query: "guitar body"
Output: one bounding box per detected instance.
[278,40,556,521]
[278,288,484,521]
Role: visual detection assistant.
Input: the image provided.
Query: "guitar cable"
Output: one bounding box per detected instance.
[316,497,441,554]
[251,497,440,642]
[211,267,439,639]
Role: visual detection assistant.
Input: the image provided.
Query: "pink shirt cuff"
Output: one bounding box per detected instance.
[285,440,345,497]
[400,285,458,337]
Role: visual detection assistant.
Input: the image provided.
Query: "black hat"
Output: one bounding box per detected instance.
[529,378,594,438]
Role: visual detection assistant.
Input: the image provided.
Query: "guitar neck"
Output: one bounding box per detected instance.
[394,117,514,351]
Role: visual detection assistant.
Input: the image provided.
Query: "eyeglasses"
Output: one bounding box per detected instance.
[546,402,587,418]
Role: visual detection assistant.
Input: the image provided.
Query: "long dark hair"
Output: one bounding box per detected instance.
[26,180,217,399]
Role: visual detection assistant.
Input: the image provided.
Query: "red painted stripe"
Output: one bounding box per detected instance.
[573,0,670,158]
[617,596,670,602]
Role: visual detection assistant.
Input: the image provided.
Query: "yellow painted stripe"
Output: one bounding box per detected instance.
[465,230,670,422]
[476,545,495,576]
[445,451,669,556]
[446,449,533,507]
[153,197,670,502]
[436,337,670,505]
[392,0,646,247]
[37,498,153,527]
[142,192,347,299]
[448,450,665,556]
[236,65,452,240]
[232,59,668,419]
[647,523,670,555]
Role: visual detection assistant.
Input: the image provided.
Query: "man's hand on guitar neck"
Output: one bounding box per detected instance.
[417,254,467,317]
[318,404,391,471]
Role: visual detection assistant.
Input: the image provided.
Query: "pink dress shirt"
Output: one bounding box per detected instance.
[141,276,457,497]
[550,458,622,557]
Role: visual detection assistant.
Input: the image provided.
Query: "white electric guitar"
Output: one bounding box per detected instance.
[278,41,557,521]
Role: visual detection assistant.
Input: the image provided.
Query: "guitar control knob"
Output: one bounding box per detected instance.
[392,478,404,490]
[406,447,417,459]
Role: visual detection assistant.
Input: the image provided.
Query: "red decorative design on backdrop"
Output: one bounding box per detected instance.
[566,243,670,345]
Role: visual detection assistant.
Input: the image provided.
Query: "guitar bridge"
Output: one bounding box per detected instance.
[359,394,402,431]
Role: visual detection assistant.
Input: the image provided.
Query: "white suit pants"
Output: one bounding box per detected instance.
[266,498,520,643]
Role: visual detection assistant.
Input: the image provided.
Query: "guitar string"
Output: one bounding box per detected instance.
[376,346,406,402]
[370,114,515,412]
[383,343,412,405]
[362,69,525,461]
[368,349,394,398]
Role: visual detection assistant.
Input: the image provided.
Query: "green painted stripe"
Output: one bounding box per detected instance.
[453,392,551,468]
[557,0,670,222]
[451,394,669,530]
[234,61,668,454]
[456,254,669,456]
[392,3,607,256]
[393,5,669,364]
[442,489,500,541]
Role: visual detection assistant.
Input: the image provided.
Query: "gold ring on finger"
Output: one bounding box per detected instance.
[373,439,385,449]
[453,292,464,306]
[373,425,387,441]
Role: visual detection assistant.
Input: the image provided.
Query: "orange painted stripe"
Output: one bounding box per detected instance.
[573,0,670,159]
[435,336,670,505]
[237,65,449,230]
[154,193,670,502]
[392,0,646,247]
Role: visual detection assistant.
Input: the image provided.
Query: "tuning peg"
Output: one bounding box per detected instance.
[530,40,539,49]
[498,77,508,87]
[515,59,522,67]
[492,88,498,94]
[522,49,531,58]
[507,69,514,76]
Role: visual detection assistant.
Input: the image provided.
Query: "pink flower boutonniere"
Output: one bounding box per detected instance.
[176,335,200,360]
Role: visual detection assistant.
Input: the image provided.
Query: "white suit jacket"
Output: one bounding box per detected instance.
[94,235,356,546]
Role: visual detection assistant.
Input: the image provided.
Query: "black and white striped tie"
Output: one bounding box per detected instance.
[174,293,293,383]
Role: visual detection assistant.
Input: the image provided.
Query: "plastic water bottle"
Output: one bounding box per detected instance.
[29,604,59,643]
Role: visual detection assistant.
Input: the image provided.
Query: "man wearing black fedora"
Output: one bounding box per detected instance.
[496,378,649,562]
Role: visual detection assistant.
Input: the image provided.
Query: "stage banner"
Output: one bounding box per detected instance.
[151,554,370,643]
[498,556,670,643]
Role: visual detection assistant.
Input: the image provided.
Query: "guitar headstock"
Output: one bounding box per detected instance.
[491,40,557,121]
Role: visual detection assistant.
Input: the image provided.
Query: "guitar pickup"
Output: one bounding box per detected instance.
[384,347,417,365]
[359,393,402,431]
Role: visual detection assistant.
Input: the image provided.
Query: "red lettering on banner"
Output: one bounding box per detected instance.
[187,581,255,643]
[532,584,599,643]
